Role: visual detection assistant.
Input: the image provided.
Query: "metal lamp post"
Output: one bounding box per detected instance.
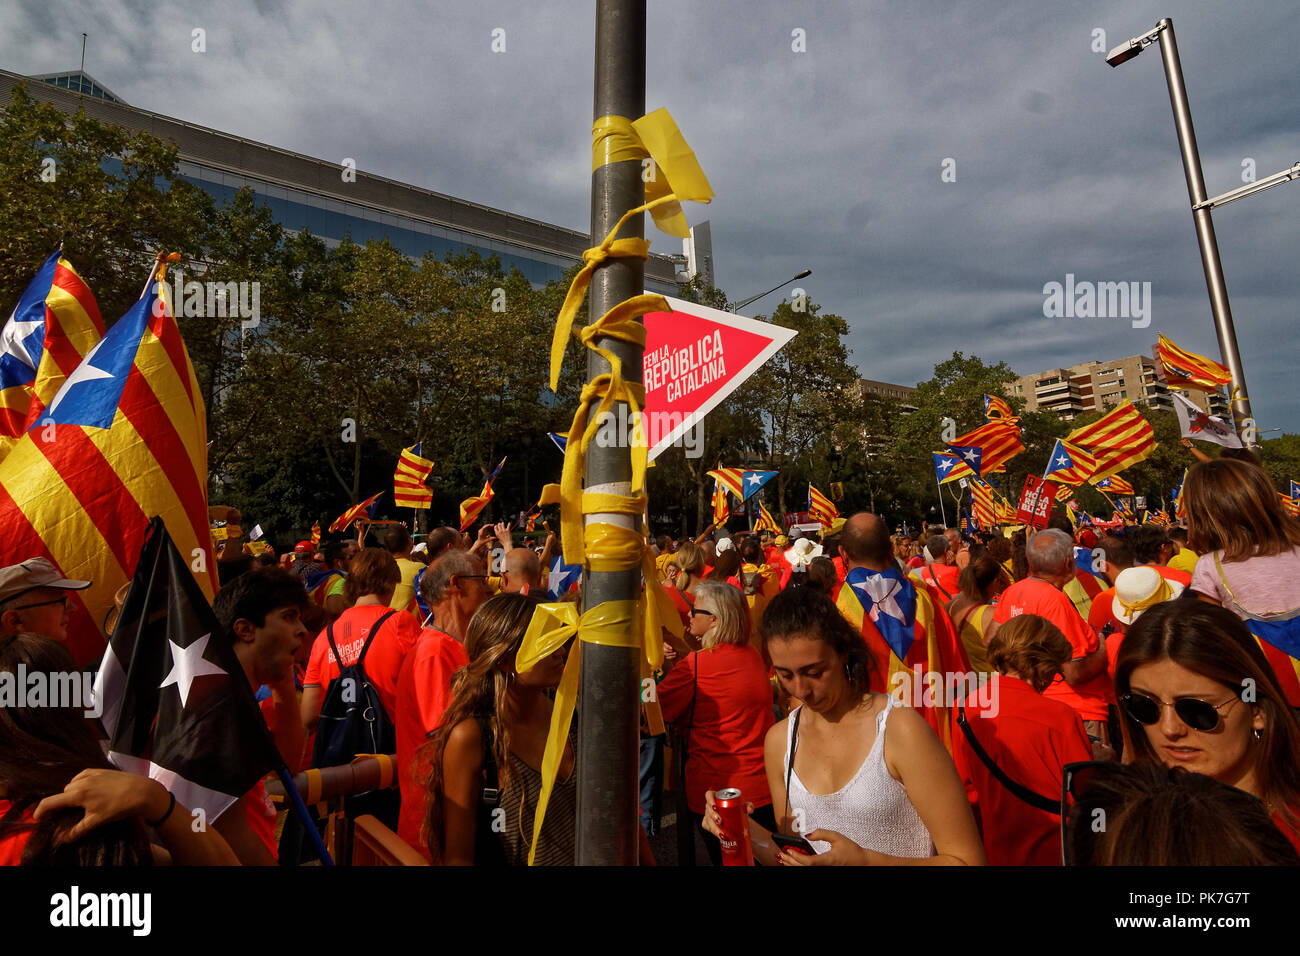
[1107,18,1300,447]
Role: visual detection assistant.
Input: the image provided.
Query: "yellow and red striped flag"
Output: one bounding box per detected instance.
[1,249,105,464]
[1093,473,1135,496]
[983,394,1017,423]
[945,420,1025,477]
[0,256,212,666]
[1043,438,1098,486]
[1066,401,1156,481]
[1156,333,1232,391]
[459,457,506,532]
[707,467,745,500]
[754,502,781,534]
[310,521,321,547]
[393,442,434,509]
[970,478,996,529]
[712,479,729,527]
[330,491,383,533]
[809,483,839,527]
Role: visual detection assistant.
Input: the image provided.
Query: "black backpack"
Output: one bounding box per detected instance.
[311,610,398,768]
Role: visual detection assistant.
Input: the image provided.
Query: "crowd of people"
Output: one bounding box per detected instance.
[3,451,1300,867]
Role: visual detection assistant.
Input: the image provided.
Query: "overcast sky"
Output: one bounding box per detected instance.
[6,0,1298,429]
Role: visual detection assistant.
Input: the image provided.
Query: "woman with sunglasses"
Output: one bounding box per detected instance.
[1115,600,1300,853]
[702,585,985,865]
[657,581,775,864]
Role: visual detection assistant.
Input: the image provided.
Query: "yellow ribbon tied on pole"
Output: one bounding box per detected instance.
[523,106,705,865]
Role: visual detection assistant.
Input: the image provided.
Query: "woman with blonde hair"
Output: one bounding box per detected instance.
[657,581,774,865]
[951,614,1093,865]
[665,540,707,629]
[1183,458,1300,705]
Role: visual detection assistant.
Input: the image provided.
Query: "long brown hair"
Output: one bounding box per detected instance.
[1184,458,1300,561]
[419,592,540,862]
[1114,601,1300,826]
[0,634,152,865]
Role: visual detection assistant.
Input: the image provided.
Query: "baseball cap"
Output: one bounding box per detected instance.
[0,557,92,605]
[294,540,314,554]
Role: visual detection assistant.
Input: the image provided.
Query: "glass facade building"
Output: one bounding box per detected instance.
[4,69,680,293]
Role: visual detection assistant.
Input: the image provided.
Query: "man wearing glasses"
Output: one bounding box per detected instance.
[0,557,91,644]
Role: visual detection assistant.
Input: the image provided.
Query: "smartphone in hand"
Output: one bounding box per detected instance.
[771,833,816,856]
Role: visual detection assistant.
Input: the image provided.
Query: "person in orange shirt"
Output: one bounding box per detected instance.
[1087,534,1136,644]
[952,614,1092,865]
[989,529,1111,751]
[395,551,490,856]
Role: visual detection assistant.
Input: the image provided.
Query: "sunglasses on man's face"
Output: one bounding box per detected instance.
[1121,692,1241,732]
[6,595,72,613]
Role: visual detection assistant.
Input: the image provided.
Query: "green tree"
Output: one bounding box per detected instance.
[0,83,213,322]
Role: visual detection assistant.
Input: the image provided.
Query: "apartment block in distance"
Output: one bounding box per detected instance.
[1012,354,1229,421]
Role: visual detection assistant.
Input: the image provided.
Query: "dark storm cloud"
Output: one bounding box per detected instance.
[4,0,1297,427]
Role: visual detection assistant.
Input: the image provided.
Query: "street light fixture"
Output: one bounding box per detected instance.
[730,268,812,313]
[1107,17,1299,449]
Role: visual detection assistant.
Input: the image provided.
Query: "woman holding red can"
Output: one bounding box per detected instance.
[658,581,776,865]
[703,585,985,865]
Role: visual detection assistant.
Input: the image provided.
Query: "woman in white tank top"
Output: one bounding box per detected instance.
[704,583,985,865]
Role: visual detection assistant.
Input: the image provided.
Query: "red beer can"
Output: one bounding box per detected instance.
[715,787,753,866]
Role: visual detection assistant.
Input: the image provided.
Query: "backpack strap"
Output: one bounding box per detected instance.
[783,706,802,830]
[957,702,1059,814]
[355,609,399,668]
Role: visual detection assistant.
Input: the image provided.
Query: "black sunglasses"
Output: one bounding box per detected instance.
[1121,692,1240,732]
[6,595,73,612]
[689,607,715,618]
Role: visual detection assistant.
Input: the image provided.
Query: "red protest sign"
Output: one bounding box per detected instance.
[1017,475,1059,528]
[642,296,796,461]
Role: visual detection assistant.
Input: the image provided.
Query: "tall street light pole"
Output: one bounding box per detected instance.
[580,0,645,866]
[1106,18,1297,447]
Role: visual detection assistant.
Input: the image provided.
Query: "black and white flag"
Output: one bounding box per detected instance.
[94,517,277,823]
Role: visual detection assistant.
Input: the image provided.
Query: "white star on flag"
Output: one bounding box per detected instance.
[1056,455,1069,467]
[0,317,42,369]
[938,459,952,472]
[746,473,761,485]
[46,336,115,416]
[852,577,904,626]
[963,449,977,462]
[159,633,227,709]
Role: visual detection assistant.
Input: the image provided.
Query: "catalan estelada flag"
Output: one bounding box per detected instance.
[1043,438,1098,486]
[708,466,778,501]
[838,566,966,750]
[983,394,1017,423]
[459,457,506,531]
[1066,401,1156,481]
[393,442,434,509]
[0,249,104,464]
[934,451,970,485]
[1156,333,1232,391]
[330,491,383,533]
[808,483,839,527]
[754,503,781,534]
[0,257,212,666]
[946,420,1024,478]
[1092,473,1135,497]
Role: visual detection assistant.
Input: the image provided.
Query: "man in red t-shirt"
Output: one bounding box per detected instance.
[1126,524,1193,586]
[990,529,1110,746]
[916,534,960,603]
[212,566,312,864]
[395,551,489,856]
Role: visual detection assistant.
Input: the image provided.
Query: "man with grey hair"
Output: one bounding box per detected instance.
[394,549,490,855]
[990,528,1111,749]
